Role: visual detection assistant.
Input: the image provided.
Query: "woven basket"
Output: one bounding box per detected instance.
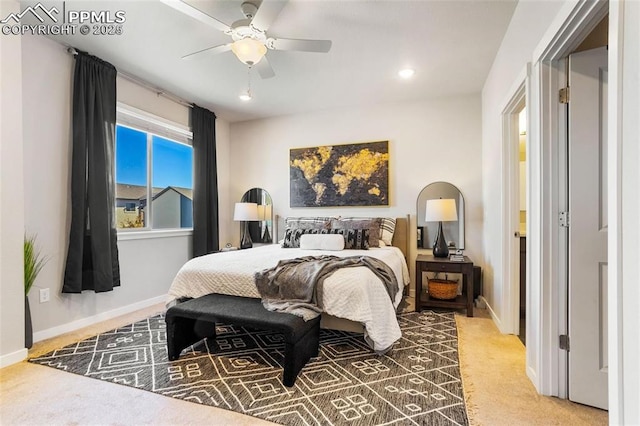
[428,279,459,300]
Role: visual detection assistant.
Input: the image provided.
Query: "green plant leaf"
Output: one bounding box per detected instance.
[24,234,49,295]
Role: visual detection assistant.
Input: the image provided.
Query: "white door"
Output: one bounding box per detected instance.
[568,46,608,410]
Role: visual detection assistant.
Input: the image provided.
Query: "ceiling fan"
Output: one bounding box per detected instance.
[161,0,332,79]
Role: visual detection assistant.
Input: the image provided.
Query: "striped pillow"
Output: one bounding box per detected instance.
[378,217,396,246]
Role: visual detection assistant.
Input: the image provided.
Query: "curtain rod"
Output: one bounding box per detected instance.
[66,47,194,109]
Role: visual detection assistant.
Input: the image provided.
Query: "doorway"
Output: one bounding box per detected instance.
[501,76,528,338]
[518,108,527,346]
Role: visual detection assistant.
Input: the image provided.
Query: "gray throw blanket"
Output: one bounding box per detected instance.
[254,255,399,321]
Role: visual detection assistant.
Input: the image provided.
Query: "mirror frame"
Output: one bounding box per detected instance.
[241,188,273,244]
[416,182,465,250]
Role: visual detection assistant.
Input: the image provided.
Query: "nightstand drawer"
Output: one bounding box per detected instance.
[425,262,463,273]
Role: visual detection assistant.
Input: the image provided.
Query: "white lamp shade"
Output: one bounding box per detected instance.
[233,202,259,221]
[425,198,458,222]
[231,38,267,65]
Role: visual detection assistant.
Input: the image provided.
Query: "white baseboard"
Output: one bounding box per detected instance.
[479,296,507,333]
[33,295,166,343]
[0,348,28,368]
[526,365,538,385]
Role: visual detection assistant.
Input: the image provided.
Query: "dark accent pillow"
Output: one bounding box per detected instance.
[281,228,328,248]
[330,218,381,248]
[329,228,370,250]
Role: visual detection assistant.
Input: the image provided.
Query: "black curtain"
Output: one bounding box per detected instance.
[63,51,120,293]
[192,105,220,257]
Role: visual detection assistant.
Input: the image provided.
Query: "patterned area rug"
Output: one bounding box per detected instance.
[30,311,468,426]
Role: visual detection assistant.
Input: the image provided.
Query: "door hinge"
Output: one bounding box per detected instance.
[559,211,570,227]
[559,334,570,351]
[559,87,570,104]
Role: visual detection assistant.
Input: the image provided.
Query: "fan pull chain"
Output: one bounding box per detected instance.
[239,66,253,101]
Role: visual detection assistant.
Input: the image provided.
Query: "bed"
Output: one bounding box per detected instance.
[167,216,410,352]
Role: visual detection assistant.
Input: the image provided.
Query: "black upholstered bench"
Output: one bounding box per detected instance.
[165,293,321,387]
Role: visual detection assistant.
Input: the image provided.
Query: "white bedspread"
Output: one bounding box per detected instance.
[167,244,410,352]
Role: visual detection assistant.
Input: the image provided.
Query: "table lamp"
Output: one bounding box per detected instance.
[425,198,458,258]
[234,202,259,249]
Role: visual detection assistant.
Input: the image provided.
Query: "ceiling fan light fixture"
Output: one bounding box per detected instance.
[231,37,267,65]
[398,68,415,79]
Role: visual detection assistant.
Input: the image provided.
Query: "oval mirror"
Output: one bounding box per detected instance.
[416,182,465,250]
[241,188,273,244]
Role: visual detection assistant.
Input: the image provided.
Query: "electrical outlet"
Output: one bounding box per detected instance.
[39,288,50,303]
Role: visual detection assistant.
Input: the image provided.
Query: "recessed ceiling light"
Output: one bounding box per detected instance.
[398,68,415,79]
[239,92,252,101]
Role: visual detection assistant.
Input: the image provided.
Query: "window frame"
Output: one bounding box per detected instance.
[115,104,194,237]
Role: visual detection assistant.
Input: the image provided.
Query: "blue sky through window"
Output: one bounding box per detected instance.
[115,126,147,186]
[115,125,193,189]
[153,136,193,189]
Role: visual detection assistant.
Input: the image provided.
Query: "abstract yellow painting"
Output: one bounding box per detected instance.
[290,141,389,207]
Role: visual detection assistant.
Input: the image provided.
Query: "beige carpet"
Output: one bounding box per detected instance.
[456,311,607,426]
[1,304,607,425]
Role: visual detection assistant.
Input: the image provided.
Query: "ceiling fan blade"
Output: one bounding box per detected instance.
[255,57,276,79]
[160,0,231,33]
[267,38,332,53]
[181,43,232,60]
[250,0,287,32]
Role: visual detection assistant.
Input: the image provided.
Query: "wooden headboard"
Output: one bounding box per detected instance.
[274,214,410,258]
[391,215,409,259]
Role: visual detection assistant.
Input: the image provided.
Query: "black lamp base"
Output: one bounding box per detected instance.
[432,221,449,258]
[240,221,253,249]
[262,224,271,243]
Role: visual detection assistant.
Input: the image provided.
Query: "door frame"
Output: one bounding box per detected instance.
[501,74,529,337]
[528,0,608,400]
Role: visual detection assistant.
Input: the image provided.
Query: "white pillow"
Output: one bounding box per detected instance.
[299,234,345,251]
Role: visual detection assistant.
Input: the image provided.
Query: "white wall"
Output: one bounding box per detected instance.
[0,0,27,367]
[229,95,484,293]
[481,0,565,332]
[611,1,640,422]
[18,34,231,344]
[118,77,189,128]
[480,1,566,393]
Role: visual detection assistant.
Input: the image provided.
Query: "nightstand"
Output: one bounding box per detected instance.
[415,254,474,317]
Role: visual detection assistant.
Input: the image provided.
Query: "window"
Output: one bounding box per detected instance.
[115,105,193,231]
